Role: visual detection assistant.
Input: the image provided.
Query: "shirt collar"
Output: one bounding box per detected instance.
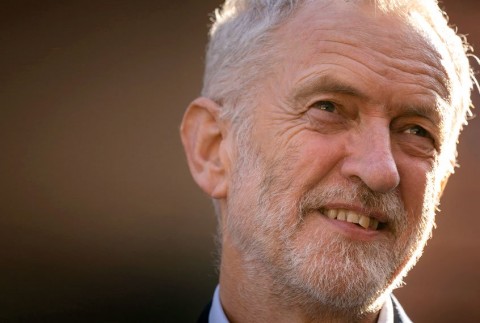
[209,285,229,323]
[378,295,395,323]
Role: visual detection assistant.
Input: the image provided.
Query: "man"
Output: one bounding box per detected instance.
[181,0,476,322]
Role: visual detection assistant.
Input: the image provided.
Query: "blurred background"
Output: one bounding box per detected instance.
[1,0,479,322]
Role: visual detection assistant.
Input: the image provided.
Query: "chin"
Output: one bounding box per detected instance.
[274,228,422,315]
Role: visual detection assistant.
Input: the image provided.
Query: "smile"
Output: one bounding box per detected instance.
[320,208,383,231]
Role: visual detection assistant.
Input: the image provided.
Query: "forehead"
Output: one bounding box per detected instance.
[270,1,451,104]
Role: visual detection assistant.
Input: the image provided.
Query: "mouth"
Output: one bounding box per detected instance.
[319,208,386,231]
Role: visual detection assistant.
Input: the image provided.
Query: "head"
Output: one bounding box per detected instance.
[181,0,476,317]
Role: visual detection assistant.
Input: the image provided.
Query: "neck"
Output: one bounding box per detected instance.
[218,237,382,323]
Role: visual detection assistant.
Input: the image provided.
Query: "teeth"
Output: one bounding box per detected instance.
[346,211,359,223]
[359,215,370,229]
[323,208,381,231]
[337,210,347,221]
[326,209,337,219]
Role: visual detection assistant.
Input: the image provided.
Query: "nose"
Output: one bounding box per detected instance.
[340,122,400,193]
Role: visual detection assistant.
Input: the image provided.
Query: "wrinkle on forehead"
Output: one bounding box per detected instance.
[273,1,452,103]
[314,38,449,100]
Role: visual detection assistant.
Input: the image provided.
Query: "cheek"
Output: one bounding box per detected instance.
[286,133,346,189]
[395,154,434,218]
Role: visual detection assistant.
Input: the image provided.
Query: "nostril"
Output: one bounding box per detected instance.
[367,162,400,193]
[341,140,400,193]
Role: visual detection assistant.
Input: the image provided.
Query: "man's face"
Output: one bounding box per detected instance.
[223,2,452,313]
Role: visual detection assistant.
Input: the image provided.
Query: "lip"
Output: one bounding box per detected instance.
[315,204,389,241]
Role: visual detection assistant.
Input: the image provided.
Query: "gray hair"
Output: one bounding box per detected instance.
[202,0,301,124]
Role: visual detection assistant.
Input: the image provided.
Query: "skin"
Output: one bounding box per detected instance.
[181,1,453,322]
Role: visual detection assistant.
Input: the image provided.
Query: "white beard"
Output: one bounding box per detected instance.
[225,142,437,315]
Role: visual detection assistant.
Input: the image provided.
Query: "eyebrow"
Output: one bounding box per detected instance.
[394,102,444,126]
[291,73,445,125]
[291,74,369,103]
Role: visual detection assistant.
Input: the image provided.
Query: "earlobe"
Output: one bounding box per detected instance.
[180,97,229,199]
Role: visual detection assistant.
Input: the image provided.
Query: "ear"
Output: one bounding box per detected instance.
[180,97,229,199]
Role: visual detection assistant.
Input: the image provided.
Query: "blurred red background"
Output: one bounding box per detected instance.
[1,0,479,321]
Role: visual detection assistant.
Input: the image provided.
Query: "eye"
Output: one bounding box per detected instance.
[312,100,336,113]
[404,125,431,138]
